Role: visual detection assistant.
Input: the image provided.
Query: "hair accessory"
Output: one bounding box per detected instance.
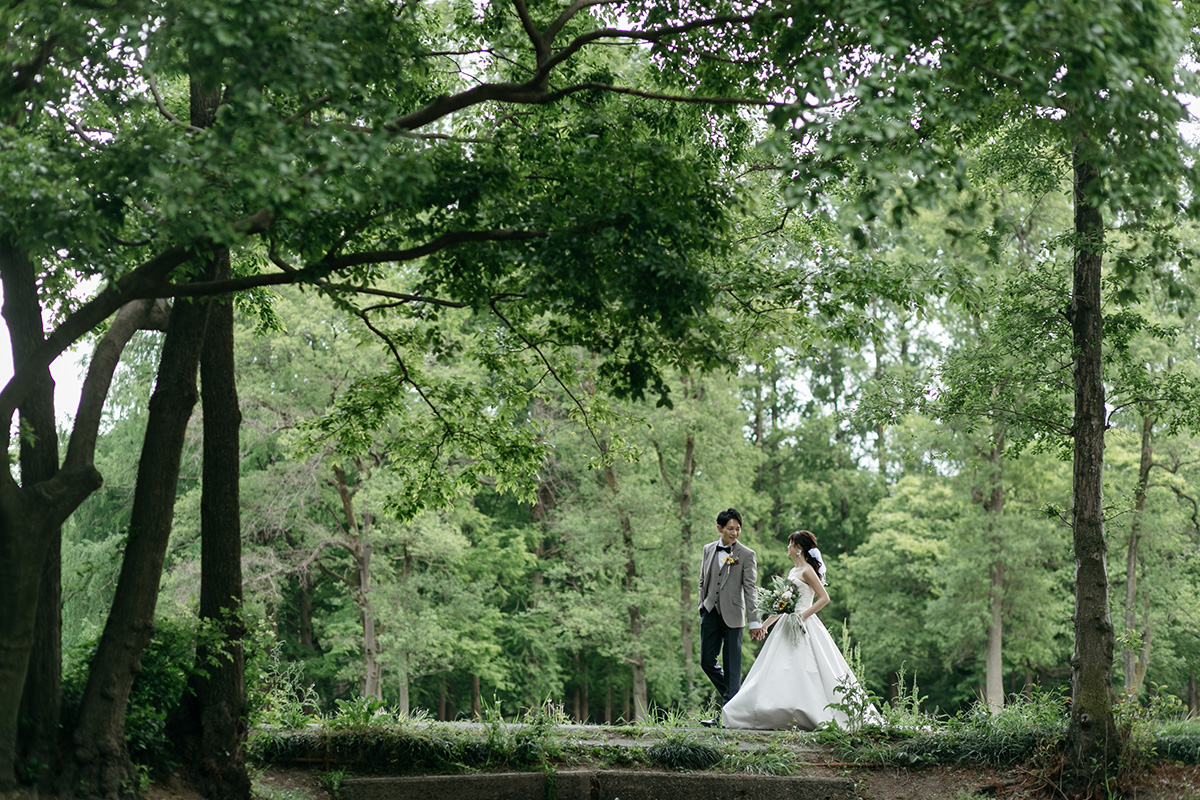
[808,547,827,584]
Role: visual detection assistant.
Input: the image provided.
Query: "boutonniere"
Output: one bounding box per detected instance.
[720,554,739,569]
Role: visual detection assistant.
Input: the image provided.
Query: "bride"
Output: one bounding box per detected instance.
[721,530,880,731]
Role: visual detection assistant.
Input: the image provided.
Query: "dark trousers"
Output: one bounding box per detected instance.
[699,607,743,703]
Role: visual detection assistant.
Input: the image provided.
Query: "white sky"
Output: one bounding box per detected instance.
[0,285,89,427]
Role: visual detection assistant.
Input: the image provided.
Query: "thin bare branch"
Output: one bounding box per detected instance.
[546,0,622,42]
[147,75,205,133]
[488,298,604,452]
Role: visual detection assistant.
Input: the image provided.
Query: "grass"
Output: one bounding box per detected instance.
[246,686,1200,781]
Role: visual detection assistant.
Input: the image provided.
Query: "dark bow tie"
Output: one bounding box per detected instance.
[716,544,732,553]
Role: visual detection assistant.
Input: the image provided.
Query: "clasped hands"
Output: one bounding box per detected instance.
[749,627,766,642]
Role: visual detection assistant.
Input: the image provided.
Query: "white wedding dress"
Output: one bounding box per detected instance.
[721,568,880,730]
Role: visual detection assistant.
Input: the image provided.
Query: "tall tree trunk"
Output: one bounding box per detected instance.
[1,250,161,790]
[396,655,410,716]
[3,237,62,792]
[298,574,314,650]
[602,455,647,722]
[358,539,382,701]
[653,428,697,705]
[1122,415,1154,694]
[873,322,886,479]
[1065,152,1118,793]
[984,433,1006,714]
[175,245,250,800]
[331,465,382,700]
[61,293,210,799]
[580,665,589,724]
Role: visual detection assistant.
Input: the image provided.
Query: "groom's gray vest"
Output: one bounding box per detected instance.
[698,540,758,628]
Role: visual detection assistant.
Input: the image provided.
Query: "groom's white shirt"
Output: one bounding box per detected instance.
[698,539,761,630]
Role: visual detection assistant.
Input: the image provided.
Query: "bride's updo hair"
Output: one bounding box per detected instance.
[788,530,823,577]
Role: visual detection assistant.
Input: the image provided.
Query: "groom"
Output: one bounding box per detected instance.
[698,507,761,726]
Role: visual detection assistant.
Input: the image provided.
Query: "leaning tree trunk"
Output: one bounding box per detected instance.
[61,294,210,799]
[1065,152,1118,795]
[3,237,63,792]
[174,244,250,800]
[0,296,162,793]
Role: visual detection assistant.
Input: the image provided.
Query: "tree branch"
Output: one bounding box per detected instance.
[61,298,170,476]
[147,75,205,133]
[0,206,272,423]
[383,9,780,131]
[155,227,553,298]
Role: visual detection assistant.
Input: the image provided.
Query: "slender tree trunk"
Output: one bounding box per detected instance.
[298,574,314,650]
[1131,597,1153,691]
[580,666,589,724]
[984,435,1005,714]
[1065,152,1118,794]
[873,325,886,479]
[602,450,647,722]
[396,654,410,716]
[470,675,481,719]
[654,428,697,706]
[3,238,62,792]
[61,293,210,799]
[331,465,382,700]
[986,562,1004,712]
[677,434,695,703]
[1122,415,1154,694]
[174,244,250,800]
[358,540,382,700]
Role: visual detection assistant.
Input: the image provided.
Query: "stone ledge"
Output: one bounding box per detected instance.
[342,769,856,800]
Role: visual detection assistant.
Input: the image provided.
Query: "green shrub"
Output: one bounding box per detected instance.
[61,615,201,776]
[646,735,723,771]
[1150,734,1200,765]
[247,629,320,729]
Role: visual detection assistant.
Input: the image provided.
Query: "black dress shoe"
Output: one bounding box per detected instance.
[700,718,719,727]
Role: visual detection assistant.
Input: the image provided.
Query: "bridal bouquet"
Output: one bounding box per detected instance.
[756,574,807,643]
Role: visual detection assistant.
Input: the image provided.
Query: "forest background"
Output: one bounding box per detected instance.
[3,1,1200,799]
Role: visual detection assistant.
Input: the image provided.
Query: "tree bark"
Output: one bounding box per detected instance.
[0,250,164,791]
[653,425,697,705]
[61,294,209,799]
[1,237,62,792]
[1122,415,1154,695]
[1065,152,1118,793]
[602,455,647,722]
[330,464,383,700]
[980,429,1006,714]
[175,245,250,800]
[396,654,410,716]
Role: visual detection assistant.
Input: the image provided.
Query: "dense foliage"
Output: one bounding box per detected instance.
[5,1,1200,798]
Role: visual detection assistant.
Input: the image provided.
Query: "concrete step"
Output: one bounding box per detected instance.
[342,769,856,800]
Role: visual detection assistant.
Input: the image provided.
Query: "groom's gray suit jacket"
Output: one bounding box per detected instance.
[698,540,760,628]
